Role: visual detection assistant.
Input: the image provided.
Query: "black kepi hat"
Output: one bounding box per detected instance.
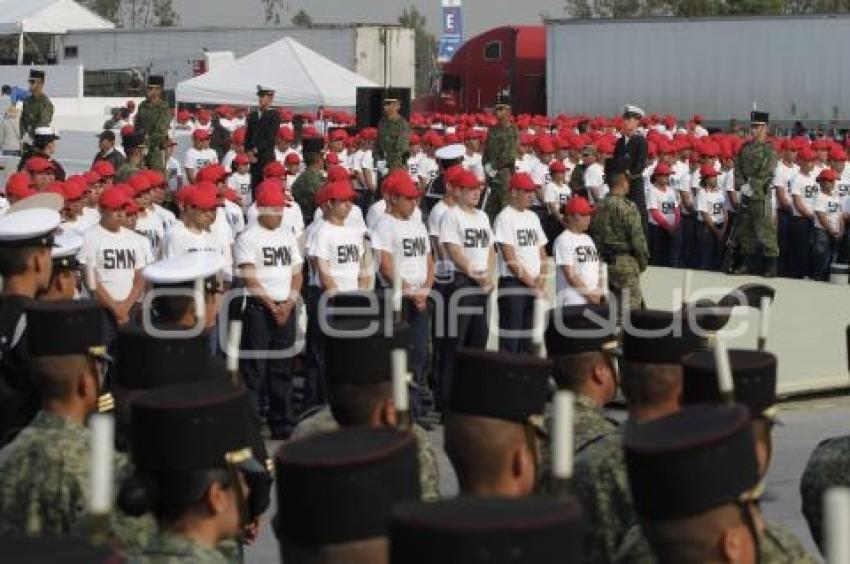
[28,69,45,82]
[621,309,703,364]
[147,75,164,88]
[26,300,108,358]
[751,111,770,125]
[325,318,409,386]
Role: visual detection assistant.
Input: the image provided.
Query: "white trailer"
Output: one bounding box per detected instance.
[546,15,850,125]
[57,24,415,91]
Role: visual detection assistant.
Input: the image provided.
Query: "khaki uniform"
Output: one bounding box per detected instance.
[590,193,649,310]
[734,139,779,259]
[291,406,440,501]
[482,123,519,220]
[0,410,154,552]
[20,92,53,142]
[376,115,411,171]
[135,99,171,173]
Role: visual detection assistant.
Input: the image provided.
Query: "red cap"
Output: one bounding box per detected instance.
[653,163,673,177]
[25,156,53,174]
[359,128,378,141]
[5,172,36,199]
[141,169,165,188]
[829,148,848,162]
[444,165,465,186]
[63,179,87,202]
[44,181,66,197]
[534,138,556,154]
[392,175,423,198]
[454,169,481,190]
[326,165,350,182]
[232,127,247,144]
[175,186,194,205]
[83,170,102,185]
[699,164,719,179]
[329,129,347,142]
[549,160,567,174]
[323,180,357,202]
[563,196,594,216]
[222,188,240,203]
[277,127,295,141]
[284,152,301,165]
[196,164,228,184]
[255,180,289,207]
[234,153,250,166]
[812,139,831,151]
[186,184,218,210]
[799,148,818,162]
[192,129,211,141]
[125,201,140,214]
[509,172,537,191]
[325,152,341,166]
[263,161,286,179]
[128,174,152,196]
[99,186,132,210]
[818,168,837,182]
[409,133,421,145]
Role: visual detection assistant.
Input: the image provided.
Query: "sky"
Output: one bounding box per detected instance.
[172,0,569,38]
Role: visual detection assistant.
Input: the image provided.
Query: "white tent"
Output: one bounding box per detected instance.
[0,0,114,34]
[0,0,114,64]
[176,37,377,108]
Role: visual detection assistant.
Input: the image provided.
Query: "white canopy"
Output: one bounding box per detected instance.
[176,37,377,108]
[0,0,114,34]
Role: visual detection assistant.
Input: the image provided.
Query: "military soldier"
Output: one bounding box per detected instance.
[0,300,152,552]
[275,427,421,564]
[20,69,54,157]
[573,310,703,563]
[734,111,779,277]
[390,496,584,564]
[119,380,272,563]
[375,95,411,172]
[245,85,282,192]
[483,96,519,220]
[290,138,326,222]
[443,349,550,498]
[617,349,816,563]
[544,304,619,454]
[42,230,84,301]
[134,75,171,173]
[612,105,649,234]
[116,132,146,183]
[290,318,440,501]
[589,169,649,311]
[0,208,60,446]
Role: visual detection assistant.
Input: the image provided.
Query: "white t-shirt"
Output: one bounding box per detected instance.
[836,167,850,203]
[359,150,376,188]
[696,189,726,225]
[164,223,229,270]
[166,157,185,193]
[313,205,367,235]
[813,191,843,231]
[220,200,245,235]
[584,162,608,203]
[544,181,571,209]
[493,206,547,279]
[366,199,423,231]
[789,170,819,217]
[81,224,150,302]
[153,204,177,231]
[647,186,678,226]
[371,215,431,288]
[221,149,237,172]
[439,207,493,274]
[309,222,365,291]
[227,172,253,207]
[673,162,694,214]
[183,147,219,173]
[463,152,485,182]
[407,152,423,181]
[427,200,454,278]
[418,156,439,186]
[235,225,302,301]
[79,207,101,231]
[553,229,599,306]
[245,202,305,240]
[134,210,166,259]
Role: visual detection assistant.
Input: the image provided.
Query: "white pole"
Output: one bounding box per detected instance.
[392,258,402,317]
[391,349,410,428]
[88,414,115,515]
[757,296,771,352]
[532,297,546,358]
[193,278,206,327]
[552,390,574,480]
[226,320,242,374]
[713,337,734,401]
[17,32,24,66]
[825,487,850,564]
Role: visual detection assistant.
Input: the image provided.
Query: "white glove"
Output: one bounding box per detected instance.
[484,163,496,178]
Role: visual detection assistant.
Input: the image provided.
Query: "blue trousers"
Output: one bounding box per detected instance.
[697,223,725,271]
[649,224,682,267]
[404,298,430,418]
[303,285,327,410]
[777,209,793,277]
[789,216,813,279]
[497,277,535,355]
[679,214,699,268]
[810,229,836,282]
[239,298,297,436]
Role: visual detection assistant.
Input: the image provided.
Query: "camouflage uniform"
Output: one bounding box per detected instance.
[800,434,850,553]
[116,162,142,183]
[482,122,519,220]
[573,430,634,564]
[128,531,230,563]
[135,99,172,173]
[0,410,154,553]
[376,115,411,171]
[590,193,649,310]
[20,93,54,142]
[734,139,779,259]
[291,169,325,223]
[614,520,816,564]
[290,406,440,501]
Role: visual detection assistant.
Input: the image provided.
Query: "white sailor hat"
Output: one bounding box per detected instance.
[435,143,466,161]
[33,126,60,140]
[623,104,646,119]
[143,251,223,287]
[257,84,276,96]
[0,208,60,247]
[51,230,83,269]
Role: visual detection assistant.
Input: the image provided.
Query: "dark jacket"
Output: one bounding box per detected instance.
[245,108,280,162]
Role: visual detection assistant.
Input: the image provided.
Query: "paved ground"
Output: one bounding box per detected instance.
[243,395,850,563]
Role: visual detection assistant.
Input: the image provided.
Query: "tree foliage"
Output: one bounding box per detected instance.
[399,6,438,96]
[291,9,313,27]
[562,0,848,17]
[261,0,284,25]
[81,0,179,27]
